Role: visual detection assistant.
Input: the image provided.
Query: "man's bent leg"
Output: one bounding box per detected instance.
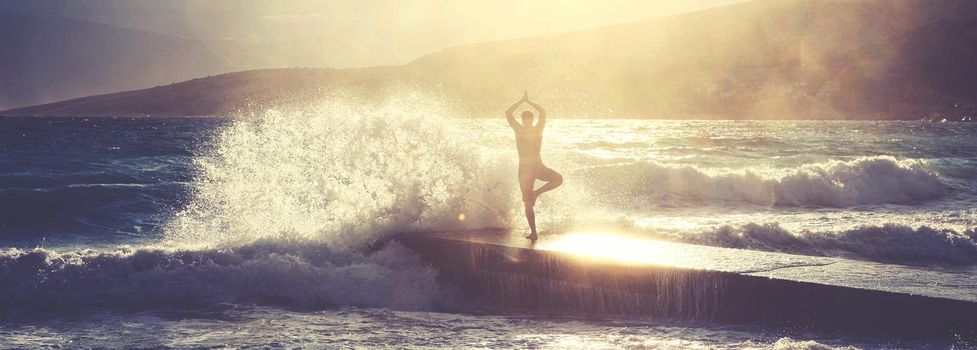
[533,165,563,198]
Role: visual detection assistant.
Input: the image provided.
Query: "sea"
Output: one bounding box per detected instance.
[1,101,975,349]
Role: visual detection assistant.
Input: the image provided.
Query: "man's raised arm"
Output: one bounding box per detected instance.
[526,98,546,130]
[505,96,524,130]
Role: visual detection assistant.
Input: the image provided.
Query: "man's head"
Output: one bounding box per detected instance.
[521,110,534,124]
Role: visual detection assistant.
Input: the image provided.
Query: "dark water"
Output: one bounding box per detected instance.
[0,117,225,248]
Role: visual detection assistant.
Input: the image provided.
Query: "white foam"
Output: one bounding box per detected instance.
[767,337,860,350]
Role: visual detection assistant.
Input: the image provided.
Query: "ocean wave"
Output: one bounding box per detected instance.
[665,222,977,265]
[0,98,497,315]
[0,99,515,315]
[581,156,947,207]
[0,240,438,316]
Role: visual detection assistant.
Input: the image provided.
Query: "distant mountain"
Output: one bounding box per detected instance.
[0,67,409,117]
[0,14,253,110]
[4,0,977,119]
[408,0,977,119]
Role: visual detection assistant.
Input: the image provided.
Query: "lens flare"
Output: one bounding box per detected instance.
[537,231,703,266]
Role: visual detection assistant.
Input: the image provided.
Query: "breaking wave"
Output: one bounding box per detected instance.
[582,156,947,207]
[661,222,977,265]
[0,241,438,316]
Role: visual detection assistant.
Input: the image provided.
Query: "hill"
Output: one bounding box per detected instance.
[4,0,977,119]
[0,14,251,110]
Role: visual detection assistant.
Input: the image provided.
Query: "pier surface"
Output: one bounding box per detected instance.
[397,229,977,339]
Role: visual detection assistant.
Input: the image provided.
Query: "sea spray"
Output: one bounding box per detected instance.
[165,98,516,249]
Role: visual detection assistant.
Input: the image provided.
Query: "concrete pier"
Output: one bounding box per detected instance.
[397,230,977,339]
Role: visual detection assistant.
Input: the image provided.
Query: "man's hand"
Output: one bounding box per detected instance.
[523,92,546,129]
[506,92,527,129]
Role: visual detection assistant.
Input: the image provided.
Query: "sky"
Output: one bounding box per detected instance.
[0,0,753,67]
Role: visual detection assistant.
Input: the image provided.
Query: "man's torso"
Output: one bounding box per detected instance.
[514,127,543,165]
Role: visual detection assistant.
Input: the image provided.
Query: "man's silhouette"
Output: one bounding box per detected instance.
[505,91,563,242]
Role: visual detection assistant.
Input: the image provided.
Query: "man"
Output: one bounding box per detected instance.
[505,91,563,243]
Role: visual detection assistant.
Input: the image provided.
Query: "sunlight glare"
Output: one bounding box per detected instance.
[537,232,691,266]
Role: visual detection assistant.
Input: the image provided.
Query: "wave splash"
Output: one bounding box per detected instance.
[583,156,947,207]
[165,98,515,249]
